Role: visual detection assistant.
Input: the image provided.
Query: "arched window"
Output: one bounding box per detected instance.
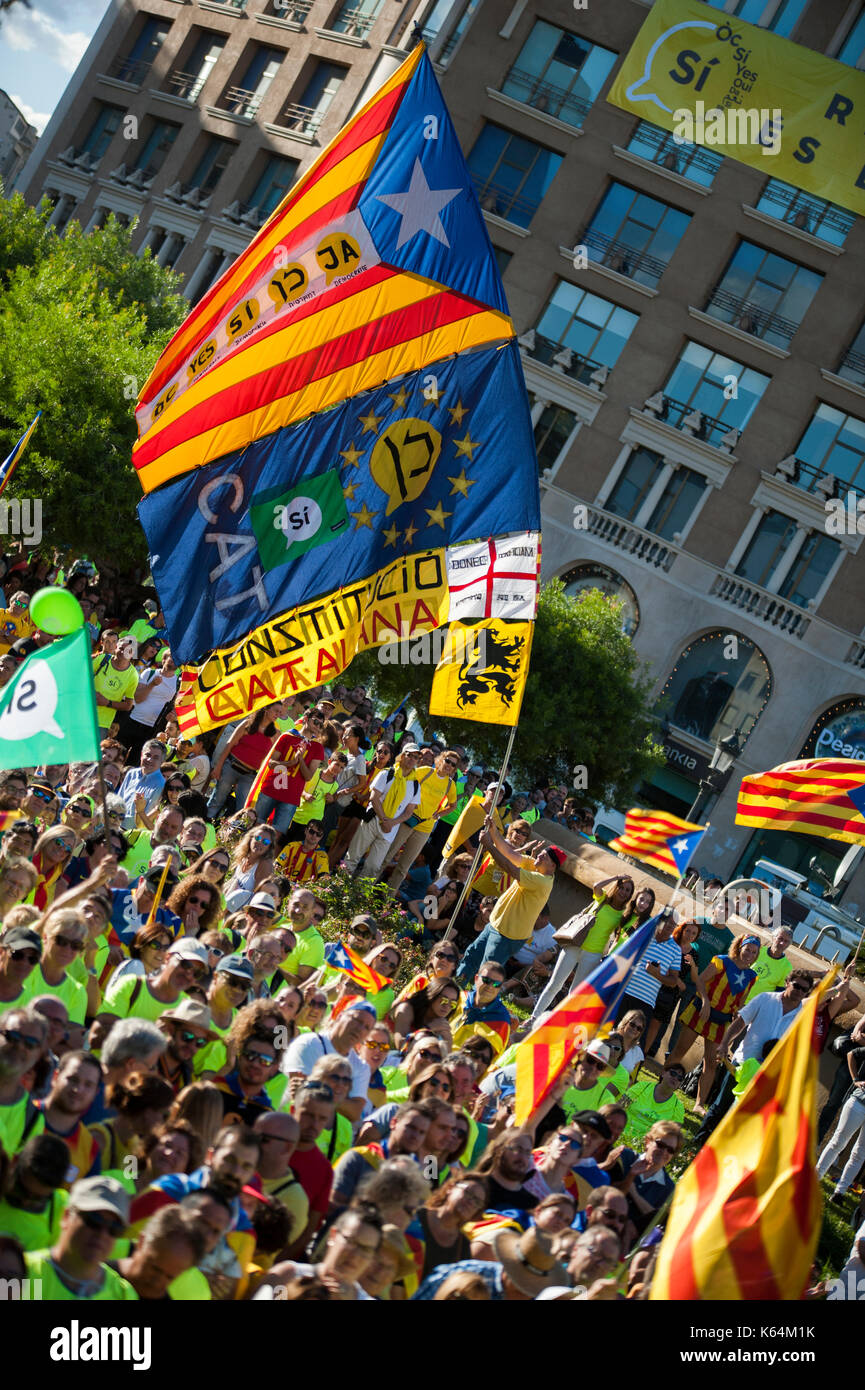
[561,563,639,636]
[801,699,865,761]
[658,631,771,745]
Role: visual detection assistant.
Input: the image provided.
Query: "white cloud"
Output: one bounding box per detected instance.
[9,94,51,135]
[3,7,91,72]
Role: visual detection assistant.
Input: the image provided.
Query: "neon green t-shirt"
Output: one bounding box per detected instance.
[282,926,325,978]
[101,974,183,1022]
[24,1250,138,1300]
[583,889,628,955]
[560,1076,619,1121]
[0,1188,67,1248]
[293,771,339,827]
[316,1112,353,1164]
[366,985,394,1021]
[0,1090,44,1156]
[170,1266,212,1300]
[622,1078,685,1145]
[193,1016,233,1077]
[21,964,87,1025]
[748,945,792,1000]
[92,657,139,730]
[733,1056,761,1096]
[120,831,157,881]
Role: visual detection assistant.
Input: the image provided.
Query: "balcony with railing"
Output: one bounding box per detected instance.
[165,69,211,102]
[755,180,855,245]
[645,393,734,449]
[837,346,865,389]
[497,66,592,129]
[579,227,668,289]
[773,453,865,504]
[276,102,324,136]
[327,5,379,37]
[106,55,154,86]
[624,120,723,184]
[710,573,811,638]
[204,0,247,8]
[471,176,545,230]
[703,286,800,347]
[519,330,610,390]
[586,505,678,572]
[219,86,265,119]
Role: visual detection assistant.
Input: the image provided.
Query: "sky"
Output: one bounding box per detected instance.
[0,0,107,133]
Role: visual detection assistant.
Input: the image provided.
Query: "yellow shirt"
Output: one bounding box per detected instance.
[0,608,34,654]
[412,768,457,834]
[488,857,554,942]
[443,796,504,860]
[92,656,139,730]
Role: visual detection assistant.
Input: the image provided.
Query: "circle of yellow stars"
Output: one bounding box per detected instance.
[335,389,480,542]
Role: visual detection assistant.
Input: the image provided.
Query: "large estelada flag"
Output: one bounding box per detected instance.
[514,916,658,1127]
[736,758,865,846]
[650,974,830,1301]
[135,44,540,734]
[609,807,706,878]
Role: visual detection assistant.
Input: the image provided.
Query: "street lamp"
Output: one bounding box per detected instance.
[687,732,742,823]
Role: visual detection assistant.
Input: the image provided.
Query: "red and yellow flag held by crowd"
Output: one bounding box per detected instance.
[609,807,706,878]
[650,974,831,1301]
[736,758,865,846]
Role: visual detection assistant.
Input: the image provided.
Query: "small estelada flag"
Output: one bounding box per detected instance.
[609,807,706,877]
[429,618,533,727]
[324,940,387,994]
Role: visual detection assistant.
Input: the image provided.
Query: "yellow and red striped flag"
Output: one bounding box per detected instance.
[650,972,832,1301]
[609,807,706,878]
[514,917,658,1127]
[736,758,865,846]
[323,941,387,994]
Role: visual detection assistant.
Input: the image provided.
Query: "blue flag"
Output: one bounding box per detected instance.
[665,828,705,875]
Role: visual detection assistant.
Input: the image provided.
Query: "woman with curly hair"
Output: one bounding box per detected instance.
[667,932,760,1114]
[134,770,190,832]
[166,875,223,937]
[90,1070,174,1173]
[137,1118,203,1191]
[391,978,461,1051]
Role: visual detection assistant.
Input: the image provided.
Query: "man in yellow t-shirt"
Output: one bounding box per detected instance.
[24,1175,138,1300]
[385,749,459,890]
[456,816,561,983]
[92,637,139,731]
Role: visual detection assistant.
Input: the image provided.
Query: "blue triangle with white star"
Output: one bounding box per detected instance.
[846,782,865,819]
[666,828,705,874]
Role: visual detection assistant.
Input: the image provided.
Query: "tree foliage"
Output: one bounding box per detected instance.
[345,581,664,805]
[0,196,187,564]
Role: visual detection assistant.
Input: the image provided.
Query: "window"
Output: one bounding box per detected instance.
[168,32,226,102]
[659,631,772,744]
[646,466,707,540]
[838,6,865,67]
[838,322,865,389]
[466,123,562,229]
[530,397,577,473]
[132,120,180,178]
[706,240,822,348]
[438,0,479,63]
[735,509,798,588]
[626,119,722,187]
[605,447,665,522]
[777,531,840,607]
[327,0,383,38]
[582,182,690,288]
[114,16,170,82]
[187,136,235,195]
[246,154,300,216]
[562,563,639,636]
[702,0,810,38]
[663,343,770,443]
[501,18,616,130]
[79,104,124,160]
[755,179,855,247]
[225,46,283,118]
[796,404,865,492]
[281,61,347,135]
[533,280,639,380]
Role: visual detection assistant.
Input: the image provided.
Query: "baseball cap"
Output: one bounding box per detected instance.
[346,1001,377,1019]
[248,892,277,914]
[400,743,420,755]
[569,1109,612,1140]
[160,998,218,1040]
[469,765,484,776]
[167,938,209,967]
[68,1175,131,1225]
[350,913,378,934]
[0,925,42,954]
[142,864,179,890]
[584,1039,611,1064]
[215,953,254,982]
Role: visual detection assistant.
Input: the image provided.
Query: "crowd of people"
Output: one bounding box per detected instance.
[0,558,862,1303]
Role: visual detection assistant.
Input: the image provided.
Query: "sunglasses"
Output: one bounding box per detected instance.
[308,997,327,1009]
[478,976,503,988]
[444,757,459,766]
[582,1056,604,1070]
[249,908,276,919]
[206,946,224,959]
[243,1047,276,1065]
[556,1132,583,1149]
[329,1073,353,1084]
[0,1026,42,1048]
[79,1210,126,1238]
[53,840,74,853]
[434,952,458,963]
[12,598,28,609]
[173,961,207,980]
[188,896,211,908]
[8,949,40,966]
[652,1139,678,1155]
[364,1040,389,1053]
[66,804,90,815]
[417,1047,442,1061]
[427,1077,450,1092]
[223,975,249,990]
[596,1206,625,1224]
[147,941,170,955]
[178,1030,209,1049]
[53,935,85,953]
[28,788,54,803]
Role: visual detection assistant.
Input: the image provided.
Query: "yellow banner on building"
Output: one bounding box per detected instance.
[176,549,448,734]
[429,619,533,728]
[608,0,865,216]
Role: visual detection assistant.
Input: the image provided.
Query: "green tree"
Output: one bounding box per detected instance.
[345,581,664,804]
[0,197,187,564]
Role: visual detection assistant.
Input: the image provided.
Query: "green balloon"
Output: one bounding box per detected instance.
[30,586,84,636]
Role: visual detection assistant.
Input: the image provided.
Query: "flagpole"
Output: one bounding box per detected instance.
[145,855,172,928]
[442,720,518,943]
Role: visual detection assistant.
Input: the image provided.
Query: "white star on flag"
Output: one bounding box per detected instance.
[375,158,461,250]
[673,838,690,853]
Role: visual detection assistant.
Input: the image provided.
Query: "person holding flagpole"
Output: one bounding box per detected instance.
[456,817,562,983]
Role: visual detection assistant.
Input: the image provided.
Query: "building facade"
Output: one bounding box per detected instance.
[0,89,38,189]
[16,0,865,905]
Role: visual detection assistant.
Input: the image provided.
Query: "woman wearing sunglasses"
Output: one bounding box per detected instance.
[363,942,403,1022]
[22,907,89,1025]
[134,771,190,833]
[296,981,329,1034]
[28,826,77,911]
[391,978,461,1052]
[61,795,95,839]
[358,1021,393,1109]
[225,826,276,905]
[393,944,461,1012]
[104,922,174,994]
[166,876,222,938]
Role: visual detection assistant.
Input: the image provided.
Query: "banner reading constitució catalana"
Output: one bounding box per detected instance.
[608,0,865,217]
